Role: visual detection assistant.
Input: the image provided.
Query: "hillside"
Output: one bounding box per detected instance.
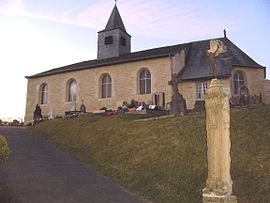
[33,106,270,203]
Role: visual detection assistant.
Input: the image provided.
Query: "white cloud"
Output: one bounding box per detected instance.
[118,1,238,41]
[0,0,239,41]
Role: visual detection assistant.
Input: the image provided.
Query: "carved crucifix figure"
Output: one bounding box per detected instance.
[207,40,227,78]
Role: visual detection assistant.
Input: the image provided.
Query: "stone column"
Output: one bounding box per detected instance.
[203,79,237,203]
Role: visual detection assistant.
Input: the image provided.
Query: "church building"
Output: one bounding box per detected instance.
[25,4,270,123]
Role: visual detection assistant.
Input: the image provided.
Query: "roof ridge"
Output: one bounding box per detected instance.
[25,37,222,78]
[25,36,264,80]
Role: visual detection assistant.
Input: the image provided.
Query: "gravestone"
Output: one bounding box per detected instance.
[80,100,86,113]
[169,74,186,116]
[33,104,42,123]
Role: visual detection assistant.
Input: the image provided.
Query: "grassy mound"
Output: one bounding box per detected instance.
[33,106,270,203]
[0,134,10,164]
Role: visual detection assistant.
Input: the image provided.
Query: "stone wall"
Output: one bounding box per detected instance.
[171,50,185,75]
[25,57,172,123]
[177,66,265,110]
[97,29,131,59]
[25,61,267,123]
[178,81,196,110]
[178,78,231,110]
[261,80,270,104]
[231,67,265,96]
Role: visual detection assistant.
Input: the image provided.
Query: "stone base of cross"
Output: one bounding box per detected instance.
[168,74,186,115]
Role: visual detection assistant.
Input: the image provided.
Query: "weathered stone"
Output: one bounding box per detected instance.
[203,194,237,203]
[170,92,186,116]
[80,101,86,113]
[169,74,186,115]
[203,78,237,203]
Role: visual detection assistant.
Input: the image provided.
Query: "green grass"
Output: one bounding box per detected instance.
[0,134,10,164]
[33,106,270,203]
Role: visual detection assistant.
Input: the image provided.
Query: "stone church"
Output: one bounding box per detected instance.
[25,4,270,123]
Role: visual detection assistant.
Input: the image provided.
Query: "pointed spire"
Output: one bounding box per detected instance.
[104,4,126,32]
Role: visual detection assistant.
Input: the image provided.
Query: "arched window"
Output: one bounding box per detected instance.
[40,83,48,104]
[233,71,245,95]
[101,74,112,98]
[66,79,77,102]
[139,69,151,94]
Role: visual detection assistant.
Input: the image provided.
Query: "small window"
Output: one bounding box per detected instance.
[120,37,126,46]
[105,36,113,45]
[40,83,48,104]
[196,82,208,101]
[233,71,245,95]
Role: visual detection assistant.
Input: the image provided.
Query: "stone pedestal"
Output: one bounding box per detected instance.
[203,79,237,203]
[170,92,186,116]
[203,194,237,203]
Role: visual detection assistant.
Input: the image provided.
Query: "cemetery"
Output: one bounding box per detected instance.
[32,103,270,203]
[29,39,269,202]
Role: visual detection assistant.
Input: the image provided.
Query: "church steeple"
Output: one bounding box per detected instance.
[104,4,127,32]
[97,4,131,59]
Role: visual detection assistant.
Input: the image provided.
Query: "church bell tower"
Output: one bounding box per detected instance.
[97,4,131,59]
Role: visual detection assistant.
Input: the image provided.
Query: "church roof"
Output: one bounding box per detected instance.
[26,38,264,79]
[99,5,127,33]
[178,38,264,80]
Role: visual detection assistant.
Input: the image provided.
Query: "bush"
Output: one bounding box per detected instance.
[127,99,137,108]
[0,135,10,164]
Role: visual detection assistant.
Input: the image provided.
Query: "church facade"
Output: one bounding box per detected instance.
[24,5,270,123]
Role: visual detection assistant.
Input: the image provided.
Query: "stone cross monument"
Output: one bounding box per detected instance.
[202,40,237,203]
[169,73,186,116]
[207,39,227,77]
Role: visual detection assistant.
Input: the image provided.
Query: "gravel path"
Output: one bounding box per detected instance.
[0,126,146,203]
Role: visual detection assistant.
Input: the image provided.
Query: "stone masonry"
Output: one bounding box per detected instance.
[25,57,172,123]
[203,79,237,203]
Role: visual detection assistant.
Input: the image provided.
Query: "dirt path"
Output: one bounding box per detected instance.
[0,126,145,203]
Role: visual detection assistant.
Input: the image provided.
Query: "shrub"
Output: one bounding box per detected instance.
[128,99,137,108]
[0,135,10,164]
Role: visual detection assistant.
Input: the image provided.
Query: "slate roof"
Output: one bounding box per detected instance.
[26,38,264,79]
[25,43,189,79]
[99,5,127,33]
[179,38,264,80]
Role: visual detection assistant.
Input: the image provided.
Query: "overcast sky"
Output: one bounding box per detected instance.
[0,0,269,121]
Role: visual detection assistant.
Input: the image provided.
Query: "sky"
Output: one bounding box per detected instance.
[0,0,269,121]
